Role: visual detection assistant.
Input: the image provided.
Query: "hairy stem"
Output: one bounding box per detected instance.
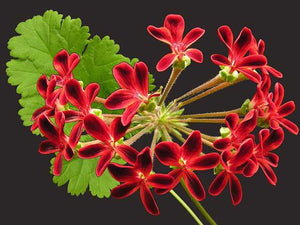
[177,118,226,124]
[180,181,217,225]
[169,190,204,225]
[175,74,223,102]
[150,128,159,157]
[161,125,172,141]
[80,140,101,147]
[124,124,154,146]
[126,122,150,134]
[159,68,182,106]
[178,108,242,118]
[94,97,106,104]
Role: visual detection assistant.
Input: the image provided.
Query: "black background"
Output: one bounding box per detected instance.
[1,1,299,224]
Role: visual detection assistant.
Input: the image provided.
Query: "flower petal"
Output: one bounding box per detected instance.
[156,53,176,72]
[78,144,108,159]
[261,128,284,152]
[273,82,284,107]
[232,27,253,58]
[225,113,239,131]
[37,75,48,98]
[134,62,149,96]
[185,48,203,63]
[266,65,283,78]
[69,121,84,148]
[213,138,232,151]
[188,153,220,170]
[121,101,141,126]
[182,131,202,161]
[85,83,100,106]
[236,55,267,68]
[32,106,50,121]
[140,184,159,216]
[147,174,174,189]
[53,50,79,77]
[238,68,261,83]
[65,79,87,110]
[53,153,63,176]
[96,151,114,177]
[110,117,130,142]
[182,28,205,48]
[155,169,183,195]
[115,144,139,165]
[39,140,59,154]
[218,25,233,49]
[210,54,231,66]
[209,171,228,196]
[183,170,206,201]
[264,152,279,167]
[229,138,254,167]
[147,26,172,44]
[108,163,139,182]
[135,147,152,176]
[228,173,243,205]
[278,101,295,117]
[83,114,111,142]
[277,118,299,135]
[243,159,258,177]
[105,89,138,110]
[38,115,59,140]
[63,110,83,122]
[235,110,257,138]
[164,14,185,42]
[259,161,277,185]
[113,62,136,90]
[154,141,181,166]
[111,182,140,199]
[63,144,74,161]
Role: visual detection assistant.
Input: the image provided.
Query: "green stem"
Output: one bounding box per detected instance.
[159,68,182,106]
[178,108,242,118]
[161,125,172,141]
[94,96,106,104]
[169,190,204,225]
[150,128,159,157]
[124,124,153,146]
[180,181,217,225]
[177,118,226,124]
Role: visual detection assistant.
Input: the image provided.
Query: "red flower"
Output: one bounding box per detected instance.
[209,138,254,205]
[250,39,283,78]
[48,50,80,105]
[211,26,267,83]
[105,62,158,125]
[38,112,74,176]
[78,114,138,177]
[243,128,284,184]
[213,110,257,151]
[63,79,100,147]
[147,14,205,71]
[108,147,174,216]
[154,131,220,201]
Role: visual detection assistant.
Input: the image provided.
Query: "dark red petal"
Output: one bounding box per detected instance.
[257,39,265,54]
[232,27,253,58]
[243,159,258,177]
[164,14,185,42]
[225,113,240,131]
[111,182,140,199]
[83,114,111,142]
[113,62,136,90]
[78,144,108,159]
[266,65,283,78]
[154,141,181,166]
[278,101,295,117]
[135,147,152,176]
[115,144,139,165]
[237,55,267,68]
[262,128,284,152]
[46,89,61,107]
[63,110,83,122]
[183,170,206,201]
[238,68,261,83]
[229,138,254,167]
[140,184,159,216]
[121,101,141,126]
[218,25,233,49]
[105,89,138,110]
[147,174,174,189]
[65,79,87,110]
[277,118,299,135]
[108,163,139,182]
[85,83,100,106]
[213,138,232,151]
[182,28,205,48]
[208,171,229,196]
[147,26,172,44]
[63,144,74,161]
[155,169,183,195]
[69,121,84,148]
[53,153,63,176]
[274,82,284,107]
[68,53,80,72]
[38,115,59,140]
[182,131,202,161]
[188,153,220,170]
[37,75,48,98]
[228,173,243,205]
[259,162,277,185]
[210,54,231,66]
[185,48,203,63]
[39,140,59,154]
[235,110,257,138]
[264,153,279,167]
[110,117,130,141]
[55,112,65,137]
[53,50,69,76]
[156,53,176,72]
[96,151,114,177]
[134,62,149,96]
[32,106,49,121]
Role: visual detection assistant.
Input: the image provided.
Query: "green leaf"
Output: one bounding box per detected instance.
[52,156,124,198]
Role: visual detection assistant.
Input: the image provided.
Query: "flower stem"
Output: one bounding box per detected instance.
[177,76,246,108]
[150,128,159,157]
[126,122,150,134]
[159,68,182,106]
[178,108,242,118]
[169,190,204,225]
[175,74,223,102]
[124,124,154,146]
[161,125,172,141]
[180,181,217,225]
[177,118,226,124]
[94,97,106,104]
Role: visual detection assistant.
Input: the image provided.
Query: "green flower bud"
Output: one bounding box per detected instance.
[220,127,231,138]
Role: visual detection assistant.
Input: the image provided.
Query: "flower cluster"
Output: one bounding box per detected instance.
[32,14,298,224]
